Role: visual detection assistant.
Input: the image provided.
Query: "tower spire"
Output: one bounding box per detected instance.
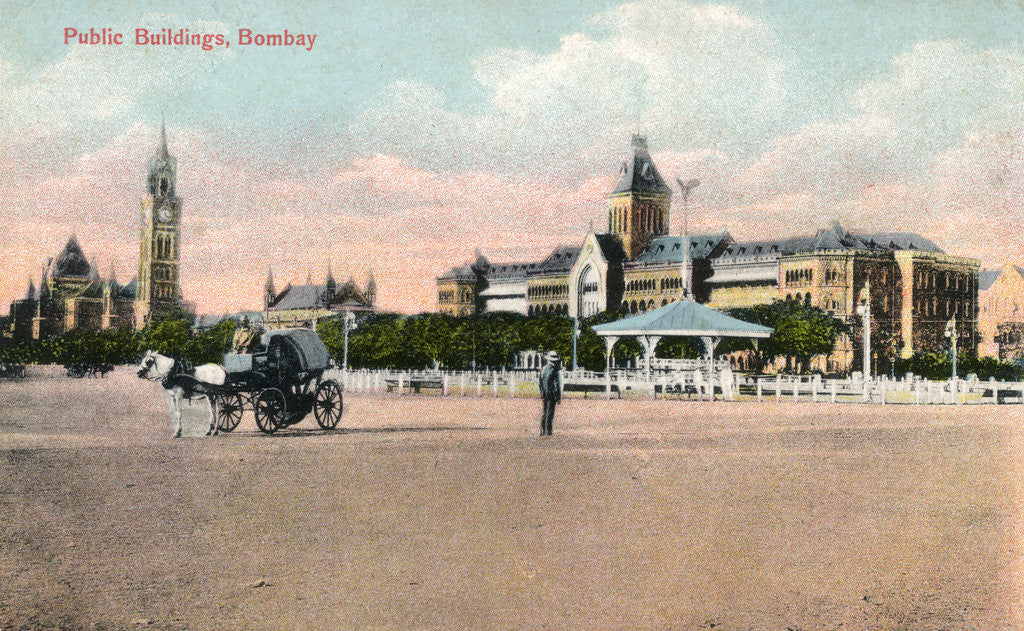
[158,118,169,157]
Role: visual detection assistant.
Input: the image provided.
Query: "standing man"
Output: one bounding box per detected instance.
[538,351,563,436]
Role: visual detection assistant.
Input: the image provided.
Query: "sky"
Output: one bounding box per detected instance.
[1,0,1023,314]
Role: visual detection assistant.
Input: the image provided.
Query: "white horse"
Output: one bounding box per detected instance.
[136,350,228,438]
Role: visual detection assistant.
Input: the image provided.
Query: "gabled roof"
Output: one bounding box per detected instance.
[858,232,942,253]
[52,236,92,278]
[79,282,105,299]
[438,263,476,281]
[610,135,671,196]
[269,284,327,311]
[722,223,946,259]
[633,232,731,265]
[533,245,581,275]
[487,261,538,281]
[594,233,628,264]
[592,300,772,338]
[979,269,1002,291]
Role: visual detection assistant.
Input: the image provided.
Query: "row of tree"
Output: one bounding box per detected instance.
[2,302,1021,380]
[0,318,238,368]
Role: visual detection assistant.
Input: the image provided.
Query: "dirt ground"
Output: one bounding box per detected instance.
[2,367,1023,630]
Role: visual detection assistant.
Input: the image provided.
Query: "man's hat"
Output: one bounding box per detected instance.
[546,351,561,362]
[239,315,249,325]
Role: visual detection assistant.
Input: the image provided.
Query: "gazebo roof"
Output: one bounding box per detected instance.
[592,300,772,338]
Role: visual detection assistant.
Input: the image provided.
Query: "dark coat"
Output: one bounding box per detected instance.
[539,362,562,402]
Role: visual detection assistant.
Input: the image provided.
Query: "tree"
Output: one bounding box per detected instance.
[724,301,846,374]
[186,319,236,365]
[139,318,192,358]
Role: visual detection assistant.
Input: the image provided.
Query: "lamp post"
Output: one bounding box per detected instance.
[855,282,871,378]
[944,317,958,379]
[571,316,579,372]
[342,311,357,373]
[676,178,700,299]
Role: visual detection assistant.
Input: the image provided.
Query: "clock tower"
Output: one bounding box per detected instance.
[136,122,183,327]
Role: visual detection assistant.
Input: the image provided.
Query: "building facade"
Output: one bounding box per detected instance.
[436,133,981,374]
[4,126,186,340]
[135,123,184,325]
[437,135,726,319]
[263,266,377,329]
[704,224,979,371]
[977,265,1024,361]
[5,237,139,340]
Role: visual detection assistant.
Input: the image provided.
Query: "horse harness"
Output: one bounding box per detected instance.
[161,358,201,400]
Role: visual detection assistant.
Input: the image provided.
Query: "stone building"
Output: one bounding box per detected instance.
[263,266,377,329]
[5,237,138,340]
[977,265,1024,361]
[4,124,188,340]
[436,133,980,373]
[705,224,979,371]
[437,135,727,319]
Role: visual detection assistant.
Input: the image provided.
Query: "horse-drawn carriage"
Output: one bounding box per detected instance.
[138,328,344,437]
[0,363,27,379]
[215,328,343,434]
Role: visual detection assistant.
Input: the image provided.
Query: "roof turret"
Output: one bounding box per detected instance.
[611,135,672,196]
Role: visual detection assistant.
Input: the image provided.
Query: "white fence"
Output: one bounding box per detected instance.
[324,368,1024,405]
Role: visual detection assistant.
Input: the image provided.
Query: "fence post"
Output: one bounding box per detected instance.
[812,379,818,403]
[756,379,762,402]
[493,374,498,397]
[398,373,404,395]
[775,376,781,402]
[460,373,466,396]
[442,374,448,396]
[793,377,799,402]
[476,374,482,397]
[510,375,516,398]
[830,380,837,404]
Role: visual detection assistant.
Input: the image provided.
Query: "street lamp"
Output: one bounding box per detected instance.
[676,178,700,299]
[944,317,958,380]
[571,316,579,372]
[342,311,357,373]
[855,282,871,378]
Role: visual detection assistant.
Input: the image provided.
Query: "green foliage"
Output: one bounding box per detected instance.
[575,311,642,371]
[186,319,237,365]
[895,351,1024,381]
[725,301,847,374]
[36,328,143,366]
[139,319,192,358]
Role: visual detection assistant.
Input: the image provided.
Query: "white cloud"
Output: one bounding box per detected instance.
[0,16,230,138]
[354,0,794,176]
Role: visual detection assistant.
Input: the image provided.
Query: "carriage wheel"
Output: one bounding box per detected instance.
[217,393,244,433]
[313,379,343,429]
[254,388,286,434]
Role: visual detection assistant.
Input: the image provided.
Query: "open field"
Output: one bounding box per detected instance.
[2,367,1024,630]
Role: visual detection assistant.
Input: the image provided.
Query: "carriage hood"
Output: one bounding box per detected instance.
[261,328,332,372]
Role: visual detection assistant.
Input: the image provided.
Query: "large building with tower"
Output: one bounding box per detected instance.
[437,134,980,372]
[4,125,187,340]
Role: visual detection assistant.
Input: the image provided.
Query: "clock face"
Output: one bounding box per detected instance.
[157,206,172,223]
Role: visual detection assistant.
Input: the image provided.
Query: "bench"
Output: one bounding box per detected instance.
[385,378,444,393]
[562,382,619,398]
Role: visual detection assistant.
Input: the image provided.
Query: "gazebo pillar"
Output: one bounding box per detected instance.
[638,335,662,383]
[603,335,619,399]
[701,335,721,398]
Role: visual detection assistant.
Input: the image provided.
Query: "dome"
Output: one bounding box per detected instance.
[52,236,92,279]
